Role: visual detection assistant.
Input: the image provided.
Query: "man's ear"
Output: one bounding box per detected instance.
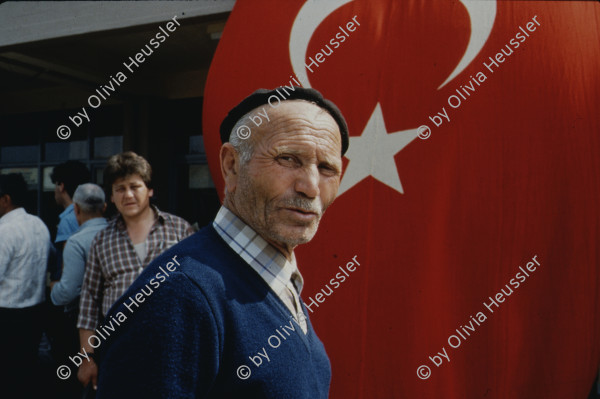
[58,182,65,193]
[220,143,240,194]
[73,203,80,216]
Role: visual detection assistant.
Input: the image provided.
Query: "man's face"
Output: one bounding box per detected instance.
[111,175,153,219]
[230,101,343,253]
[0,195,8,217]
[54,183,63,205]
[54,183,59,203]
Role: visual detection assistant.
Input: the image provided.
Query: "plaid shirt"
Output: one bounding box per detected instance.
[213,206,308,333]
[77,206,194,330]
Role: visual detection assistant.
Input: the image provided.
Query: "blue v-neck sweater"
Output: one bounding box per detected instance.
[96,225,331,399]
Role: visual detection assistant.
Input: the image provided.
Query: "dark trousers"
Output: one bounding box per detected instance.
[0,303,44,399]
[44,301,83,399]
[47,304,80,363]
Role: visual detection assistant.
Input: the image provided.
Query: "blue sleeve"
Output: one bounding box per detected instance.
[50,239,86,306]
[96,271,221,399]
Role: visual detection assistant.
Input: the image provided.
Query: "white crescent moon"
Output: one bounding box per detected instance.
[289,0,354,88]
[289,0,496,91]
[438,0,496,89]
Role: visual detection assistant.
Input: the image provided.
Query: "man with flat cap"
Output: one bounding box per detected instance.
[95,87,349,399]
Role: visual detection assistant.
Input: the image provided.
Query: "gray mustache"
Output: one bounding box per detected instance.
[279,198,322,215]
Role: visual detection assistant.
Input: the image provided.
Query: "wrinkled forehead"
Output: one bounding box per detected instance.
[250,100,342,148]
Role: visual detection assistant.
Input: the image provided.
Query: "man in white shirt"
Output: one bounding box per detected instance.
[0,173,51,398]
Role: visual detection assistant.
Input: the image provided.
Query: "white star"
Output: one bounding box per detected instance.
[338,103,420,196]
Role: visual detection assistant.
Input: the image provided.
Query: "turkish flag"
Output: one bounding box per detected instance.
[202,1,600,398]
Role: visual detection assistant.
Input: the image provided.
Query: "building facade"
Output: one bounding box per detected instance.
[0,1,234,234]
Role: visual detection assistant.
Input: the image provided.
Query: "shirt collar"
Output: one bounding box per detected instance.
[212,206,304,295]
[78,216,107,231]
[59,203,74,220]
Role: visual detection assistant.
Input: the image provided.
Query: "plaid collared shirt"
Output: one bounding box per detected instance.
[77,206,194,330]
[213,206,308,333]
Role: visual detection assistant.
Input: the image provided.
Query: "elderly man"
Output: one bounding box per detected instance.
[51,183,107,309]
[95,87,349,399]
[50,183,107,398]
[50,183,107,328]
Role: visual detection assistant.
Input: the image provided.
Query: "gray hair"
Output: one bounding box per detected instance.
[229,109,258,165]
[72,183,105,214]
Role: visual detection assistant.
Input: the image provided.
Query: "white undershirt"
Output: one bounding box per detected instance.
[133,240,148,263]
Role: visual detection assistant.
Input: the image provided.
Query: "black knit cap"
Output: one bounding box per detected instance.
[219,87,349,155]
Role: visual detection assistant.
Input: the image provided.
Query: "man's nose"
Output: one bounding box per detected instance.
[295,165,320,199]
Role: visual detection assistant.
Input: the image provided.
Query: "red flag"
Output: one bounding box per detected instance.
[203,1,600,397]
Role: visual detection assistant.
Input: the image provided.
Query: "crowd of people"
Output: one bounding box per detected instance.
[0,152,194,398]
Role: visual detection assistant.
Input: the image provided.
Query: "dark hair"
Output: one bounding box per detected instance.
[103,151,152,192]
[50,161,90,198]
[0,173,28,207]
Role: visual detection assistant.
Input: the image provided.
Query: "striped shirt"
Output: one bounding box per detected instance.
[77,205,194,330]
[213,206,308,333]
